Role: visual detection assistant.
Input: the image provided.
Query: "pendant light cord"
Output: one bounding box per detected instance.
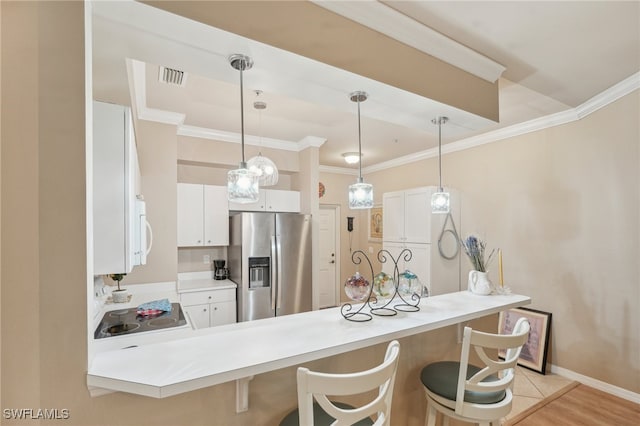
[239,64,246,163]
[437,117,442,191]
[357,98,363,180]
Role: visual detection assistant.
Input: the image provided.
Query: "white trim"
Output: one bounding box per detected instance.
[362,72,640,175]
[298,135,327,149]
[311,1,505,83]
[550,364,640,404]
[319,165,359,176]
[138,108,185,126]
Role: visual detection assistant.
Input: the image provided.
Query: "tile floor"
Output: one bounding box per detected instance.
[504,366,575,422]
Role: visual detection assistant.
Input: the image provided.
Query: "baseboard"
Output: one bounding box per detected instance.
[550,364,640,404]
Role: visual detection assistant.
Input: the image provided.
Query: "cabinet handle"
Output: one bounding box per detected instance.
[207,240,211,243]
[208,296,212,300]
[214,307,217,311]
[203,308,207,312]
[197,240,201,243]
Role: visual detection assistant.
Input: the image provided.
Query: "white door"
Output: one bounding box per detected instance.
[404,187,432,243]
[203,185,229,246]
[319,206,339,308]
[382,191,405,242]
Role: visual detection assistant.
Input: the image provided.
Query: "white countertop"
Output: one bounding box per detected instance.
[87,291,530,398]
[177,271,237,293]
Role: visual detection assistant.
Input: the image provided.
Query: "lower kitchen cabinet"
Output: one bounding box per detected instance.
[180,288,236,329]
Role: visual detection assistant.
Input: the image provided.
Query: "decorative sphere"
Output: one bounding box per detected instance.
[344,272,370,302]
[373,272,395,300]
[398,270,424,298]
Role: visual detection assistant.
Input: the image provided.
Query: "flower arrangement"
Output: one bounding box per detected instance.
[461,235,496,272]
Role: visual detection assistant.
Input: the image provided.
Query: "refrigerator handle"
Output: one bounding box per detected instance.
[276,233,283,310]
[270,235,277,311]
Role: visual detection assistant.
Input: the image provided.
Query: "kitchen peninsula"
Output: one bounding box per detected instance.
[87,291,530,411]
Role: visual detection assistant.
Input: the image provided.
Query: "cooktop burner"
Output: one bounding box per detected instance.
[94,303,187,339]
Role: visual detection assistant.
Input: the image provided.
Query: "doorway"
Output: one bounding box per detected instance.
[319,205,340,308]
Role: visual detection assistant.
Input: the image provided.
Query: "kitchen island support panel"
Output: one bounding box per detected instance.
[87,291,530,408]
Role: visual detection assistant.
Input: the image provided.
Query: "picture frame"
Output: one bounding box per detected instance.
[498,307,552,374]
[368,205,383,242]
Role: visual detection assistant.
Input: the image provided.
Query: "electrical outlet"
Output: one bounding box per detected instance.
[203,254,211,264]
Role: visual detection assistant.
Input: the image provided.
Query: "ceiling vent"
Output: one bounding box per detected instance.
[158,66,187,87]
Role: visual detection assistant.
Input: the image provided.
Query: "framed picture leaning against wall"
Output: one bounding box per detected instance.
[498,307,552,374]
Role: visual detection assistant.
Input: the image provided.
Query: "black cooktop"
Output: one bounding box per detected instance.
[94,303,187,339]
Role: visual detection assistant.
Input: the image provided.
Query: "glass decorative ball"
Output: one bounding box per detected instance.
[344,272,370,302]
[373,272,395,300]
[398,270,424,298]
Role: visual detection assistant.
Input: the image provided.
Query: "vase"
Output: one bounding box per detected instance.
[468,270,492,295]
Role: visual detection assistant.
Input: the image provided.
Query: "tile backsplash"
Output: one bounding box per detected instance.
[178,246,227,273]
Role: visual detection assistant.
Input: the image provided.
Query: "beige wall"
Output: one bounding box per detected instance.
[365,92,640,392]
[1,4,638,426]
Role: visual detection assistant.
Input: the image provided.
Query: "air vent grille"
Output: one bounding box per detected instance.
[158,66,187,87]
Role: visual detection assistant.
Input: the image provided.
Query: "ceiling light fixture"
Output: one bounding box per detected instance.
[342,152,362,164]
[348,91,373,210]
[227,54,259,204]
[431,116,450,214]
[247,91,279,186]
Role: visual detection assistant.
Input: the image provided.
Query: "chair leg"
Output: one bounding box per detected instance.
[425,403,437,426]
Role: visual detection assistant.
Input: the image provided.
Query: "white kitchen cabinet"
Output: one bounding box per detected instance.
[382,242,431,294]
[177,184,229,247]
[93,101,142,275]
[229,189,299,212]
[180,288,236,329]
[382,187,432,244]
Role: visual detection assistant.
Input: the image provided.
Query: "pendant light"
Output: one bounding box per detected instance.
[348,91,373,209]
[431,116,450,214]
[247,91,279,186]
[227,54,259,204]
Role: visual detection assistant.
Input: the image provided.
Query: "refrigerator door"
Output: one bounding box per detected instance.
[275,214,312,316]
[231,213,276,321]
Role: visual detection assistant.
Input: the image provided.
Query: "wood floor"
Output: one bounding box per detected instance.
[507,383,640,426]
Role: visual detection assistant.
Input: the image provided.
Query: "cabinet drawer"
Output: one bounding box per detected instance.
[180,288,236,306]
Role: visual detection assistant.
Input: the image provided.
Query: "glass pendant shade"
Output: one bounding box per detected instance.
[347,91,373,210]
[227,162,259,203]
[247,153,279,186]
[349,177,374,209]
[431,116,450,214]
[227,54,260,203]
[431,190,450,214]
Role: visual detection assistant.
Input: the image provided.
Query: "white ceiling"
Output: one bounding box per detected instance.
[92,1,639,170]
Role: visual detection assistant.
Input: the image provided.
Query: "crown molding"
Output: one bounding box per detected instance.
[298,136,327,149]
[177,125,300,151]
[362,72,639,175]
[319,165,358,176]
[138,108,185,126]
[311,0,505,83]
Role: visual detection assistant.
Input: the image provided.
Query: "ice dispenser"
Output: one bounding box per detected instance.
[248,257,270,289]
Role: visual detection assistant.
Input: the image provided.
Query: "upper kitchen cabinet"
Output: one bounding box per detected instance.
[177,183,229,247]
[229,189,300,213]
[93,101,145,275]
[382,187,432,244]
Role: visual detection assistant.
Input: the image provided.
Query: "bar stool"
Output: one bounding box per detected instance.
[420,317,530,426]
[280,340,400,426]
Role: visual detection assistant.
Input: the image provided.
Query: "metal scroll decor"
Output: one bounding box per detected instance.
[341,249,421,322]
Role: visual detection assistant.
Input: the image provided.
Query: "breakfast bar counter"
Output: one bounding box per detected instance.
[87,291,530,404]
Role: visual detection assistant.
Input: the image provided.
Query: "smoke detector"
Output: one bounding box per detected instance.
[158,66,187,87]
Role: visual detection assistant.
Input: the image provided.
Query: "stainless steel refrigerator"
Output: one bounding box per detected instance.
[229,212,312,321]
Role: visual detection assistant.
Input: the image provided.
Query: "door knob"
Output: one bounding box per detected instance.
[330,260,335,264]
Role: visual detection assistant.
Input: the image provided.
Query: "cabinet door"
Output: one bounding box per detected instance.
[177,183,204,247]
[183,304,210,329]
[210,301,237,326]
[204,185,229,246]
[228,190,266,212]
[265,189,300,212]
[383,191,405,242]
[404,188,431,243]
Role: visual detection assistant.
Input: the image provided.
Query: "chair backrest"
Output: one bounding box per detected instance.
[296,340,400,426]
[455,317,530,418]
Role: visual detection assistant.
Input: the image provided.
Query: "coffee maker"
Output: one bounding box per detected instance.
[214,259,228,280]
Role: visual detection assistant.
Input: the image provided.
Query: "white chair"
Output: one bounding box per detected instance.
[420,317,530,426]
[279,340,400,426]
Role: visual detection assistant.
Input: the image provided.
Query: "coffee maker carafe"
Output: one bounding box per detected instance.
[214,259,228,280]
